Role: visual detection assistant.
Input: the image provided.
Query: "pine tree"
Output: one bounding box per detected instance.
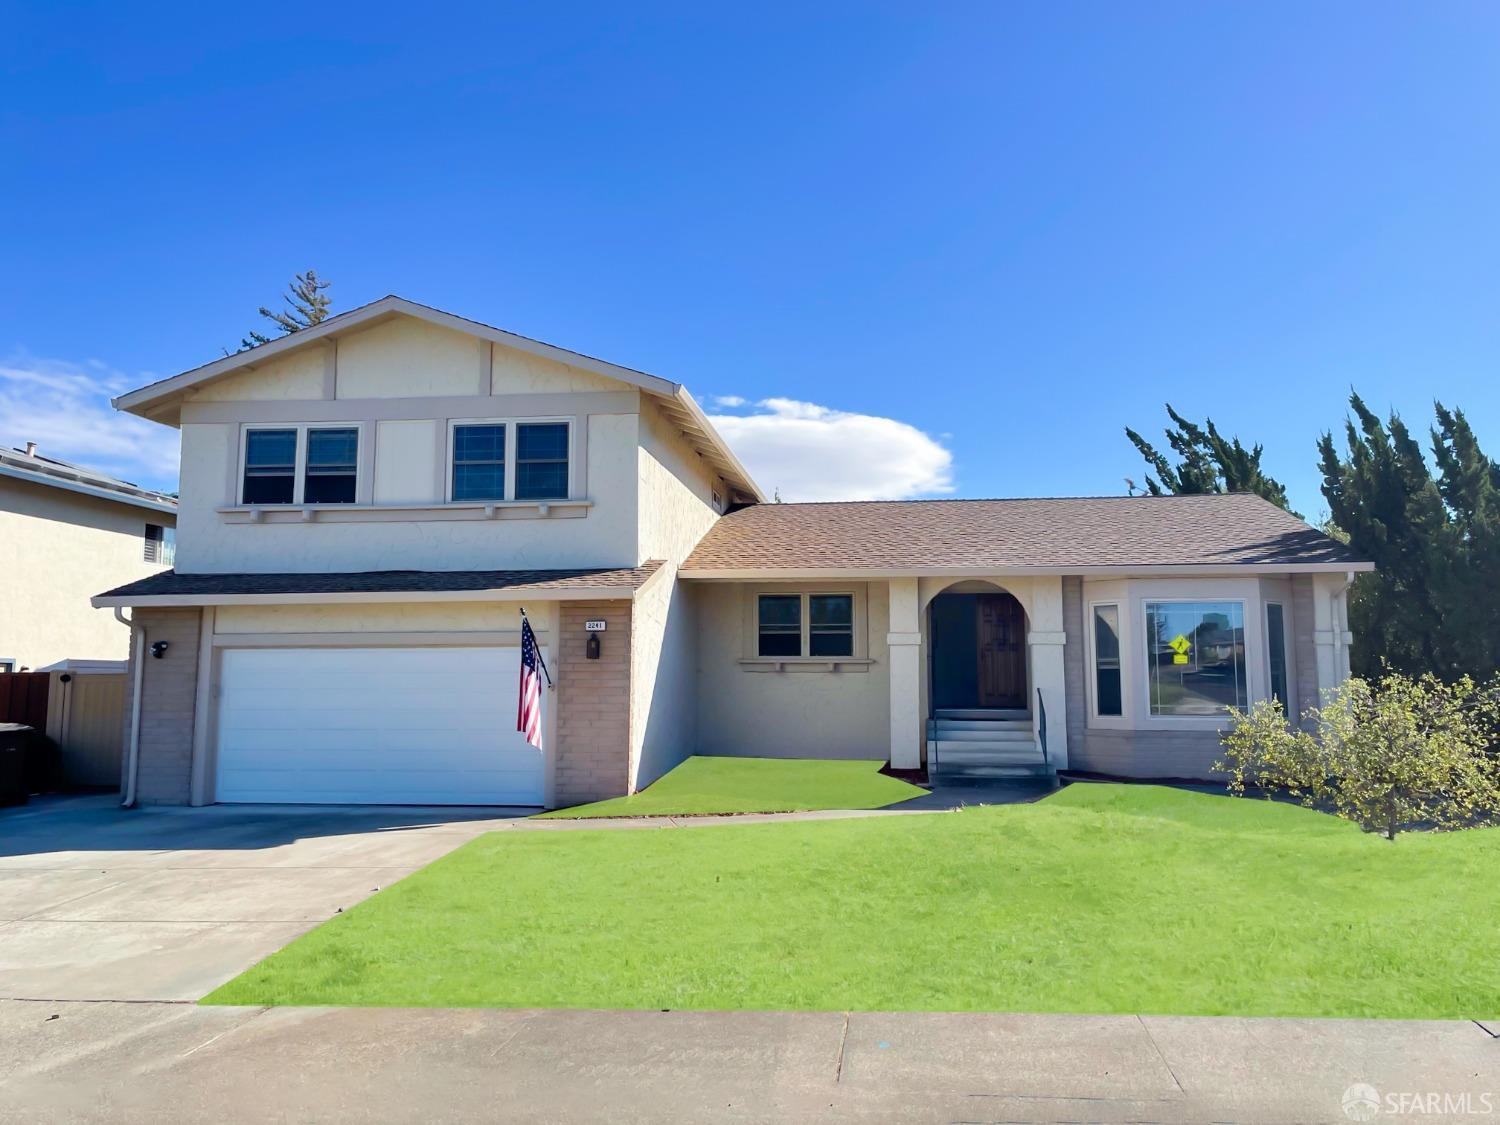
[1318,393,1500,680]
[1125,405,1296,514]
[240,270,333,350]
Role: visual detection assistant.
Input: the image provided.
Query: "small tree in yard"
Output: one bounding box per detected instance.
[1216,672,1500,840]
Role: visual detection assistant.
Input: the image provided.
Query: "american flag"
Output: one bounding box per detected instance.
[517,615,544,749]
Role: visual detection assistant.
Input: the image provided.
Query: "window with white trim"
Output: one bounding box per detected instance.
[1092,604,1122,716]
[241,425,360,505]
[144,523,176,566]
[1145,600,1247,716]
[1266,602,1289,709]
[449,420,570,503]
[756,593,854,658]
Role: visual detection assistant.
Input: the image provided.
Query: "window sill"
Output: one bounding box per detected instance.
[737,657,874,674]
[216,499,592,524]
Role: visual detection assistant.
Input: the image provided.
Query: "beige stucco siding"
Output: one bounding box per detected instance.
[175,411,641,572]
[693,582,892,760]
[187,347,325,402]
[0,476,174,669]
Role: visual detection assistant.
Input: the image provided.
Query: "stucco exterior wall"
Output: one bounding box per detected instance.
[626,400,726,788]
[122,607,202,805]
[693,582,891,760]
[0,476,175,669]
[175,410,641,573]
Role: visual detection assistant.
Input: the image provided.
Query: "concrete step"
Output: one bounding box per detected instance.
[931,719,1033,734]
[928,741,1048,765]
[934,708,1031,722]
[928,728,1035,743]
[933,763,1056,779]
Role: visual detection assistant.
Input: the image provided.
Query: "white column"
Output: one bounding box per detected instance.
[1313,572,1355,696]
[887,577,923,769]
[1026,577,1069,770]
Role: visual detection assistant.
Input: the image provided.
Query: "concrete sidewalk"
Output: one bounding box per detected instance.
[1,1001,1495,1123]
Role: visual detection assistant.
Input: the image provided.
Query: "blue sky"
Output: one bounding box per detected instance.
[3,3,1498,514]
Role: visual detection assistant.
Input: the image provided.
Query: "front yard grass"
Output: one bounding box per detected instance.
[203,783,1500,1018]
[534,755,928,818]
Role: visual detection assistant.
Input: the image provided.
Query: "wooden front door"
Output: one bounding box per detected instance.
[977,594,1026,709]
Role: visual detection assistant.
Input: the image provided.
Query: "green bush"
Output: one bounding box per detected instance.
[1217,672,1500,839]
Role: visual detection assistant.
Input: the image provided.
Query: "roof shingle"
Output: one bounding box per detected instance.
[682,495,1365,572]
[97,562,662,603]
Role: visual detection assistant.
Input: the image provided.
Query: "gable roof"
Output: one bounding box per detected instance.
[0,445,177,516]
[681,493,1371,576]
[114,294,762,504]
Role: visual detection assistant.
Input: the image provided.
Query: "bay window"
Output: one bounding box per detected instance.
[1092,604,1122,716]
[1145,600,1247,716]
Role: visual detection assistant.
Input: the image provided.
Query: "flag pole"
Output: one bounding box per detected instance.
[518,606,554,687]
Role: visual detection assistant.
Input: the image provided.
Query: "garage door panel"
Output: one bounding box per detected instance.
[215,647,544,806]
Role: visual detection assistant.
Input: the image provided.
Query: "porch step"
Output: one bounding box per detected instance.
[929,741,1049,766]
[931,719,1033,734]
[930,728,1035,743]
[934,708,1030,722]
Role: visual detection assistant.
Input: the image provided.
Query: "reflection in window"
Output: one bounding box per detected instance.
[452,425,506,501]
[1267,603,1288,708]
[243,429,296,504]
[809,594,854,657]
[1145,601,1247,716]
[304,428,358,503]
[515,423,569,500]
[757,595,801,657]
[1093,604,1122,716]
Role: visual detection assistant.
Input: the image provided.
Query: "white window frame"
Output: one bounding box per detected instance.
[238,423,365,506]
[742,585,868,664]
[1085,599,1127,725]
[0,659,15,674]
[445,417,575,504]
[143,523,176,566]
[1265,600,1291,713]
[1141,597,1251,721]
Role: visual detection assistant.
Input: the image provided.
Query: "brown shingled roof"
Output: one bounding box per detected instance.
[95,562,663,605]
[682,494,1366,573]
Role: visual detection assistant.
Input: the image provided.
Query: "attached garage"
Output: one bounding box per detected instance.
[214,646,545,806]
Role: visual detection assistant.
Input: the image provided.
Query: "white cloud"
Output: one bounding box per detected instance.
[708,397,953,502]
[710,394,747,408]
[0,353,179,490]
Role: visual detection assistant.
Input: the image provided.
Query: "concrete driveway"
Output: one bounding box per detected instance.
[0,795,527,1002]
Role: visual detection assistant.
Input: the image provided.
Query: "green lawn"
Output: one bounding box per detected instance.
[534,755,928,818]
[203,783,1500,1019]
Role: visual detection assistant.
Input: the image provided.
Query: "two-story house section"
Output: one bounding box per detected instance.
[94,296,761,809]
[97,294,1371,810]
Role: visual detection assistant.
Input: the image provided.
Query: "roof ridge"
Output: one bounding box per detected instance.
[742,492,1281,508]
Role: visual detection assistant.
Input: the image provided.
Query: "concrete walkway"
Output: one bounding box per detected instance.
[1,1001,1495,1123]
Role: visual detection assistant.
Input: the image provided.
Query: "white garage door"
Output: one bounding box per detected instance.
[215,647,544,806]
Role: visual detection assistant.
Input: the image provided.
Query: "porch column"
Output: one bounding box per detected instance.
[887,577,923,770]
[1026,577,1069,771]
[1313,572,1355,697]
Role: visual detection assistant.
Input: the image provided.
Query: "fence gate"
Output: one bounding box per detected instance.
[0,673,50,729]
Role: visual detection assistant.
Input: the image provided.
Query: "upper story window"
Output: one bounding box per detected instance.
[241,425,360,505]
[756,593,854,658]
[1145,600,1247,716]
[144,523,176,566]
[243,429,297,504]
[304,428,358,504]
[449,420,570,503]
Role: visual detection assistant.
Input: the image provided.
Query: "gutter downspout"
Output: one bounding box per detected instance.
[116,607,145,808]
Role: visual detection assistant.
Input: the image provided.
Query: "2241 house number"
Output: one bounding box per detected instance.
[584,620,607,632]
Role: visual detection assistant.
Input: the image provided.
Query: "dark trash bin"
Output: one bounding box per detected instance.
[0,723,31,806]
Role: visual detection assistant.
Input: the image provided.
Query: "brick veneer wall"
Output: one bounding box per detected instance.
[554,600,633,806]
[120,607,202,805]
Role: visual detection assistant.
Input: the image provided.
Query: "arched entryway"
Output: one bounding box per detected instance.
[929,585,1029,711]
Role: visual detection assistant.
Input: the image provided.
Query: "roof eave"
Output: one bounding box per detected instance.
[678,561,1375,580]
[0,462,177,515]
[92,586,647,609]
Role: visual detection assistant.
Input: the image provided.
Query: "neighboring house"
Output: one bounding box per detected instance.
[93,295,1371,808]
[1,443,177,671]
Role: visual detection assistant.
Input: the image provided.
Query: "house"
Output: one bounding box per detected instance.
[93,295,1371,808]
[1,443,177,672]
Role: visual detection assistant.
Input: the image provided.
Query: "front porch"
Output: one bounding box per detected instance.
[887,576,1069,781]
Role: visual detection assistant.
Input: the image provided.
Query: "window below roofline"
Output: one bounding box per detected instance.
[740,583,870,670]
[238,423,366,507]
[444,417,575,504]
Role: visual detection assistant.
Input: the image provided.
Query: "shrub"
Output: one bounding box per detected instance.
[1217,673,1500,839]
